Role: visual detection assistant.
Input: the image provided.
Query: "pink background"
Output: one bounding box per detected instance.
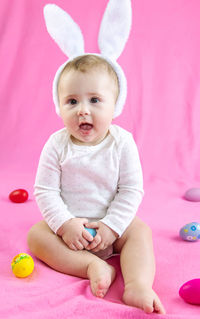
[1,0,200,183]
[1,0,200,318]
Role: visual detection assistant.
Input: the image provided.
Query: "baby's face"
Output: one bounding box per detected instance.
[58,68,117,146]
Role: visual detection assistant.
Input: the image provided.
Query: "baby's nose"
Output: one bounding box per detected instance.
[77,104,90,116]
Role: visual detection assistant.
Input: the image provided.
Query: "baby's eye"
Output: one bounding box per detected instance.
[68,99,77,105]
[90,97,99,104]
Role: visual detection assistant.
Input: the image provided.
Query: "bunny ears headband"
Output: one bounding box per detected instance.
[44,0,132,118]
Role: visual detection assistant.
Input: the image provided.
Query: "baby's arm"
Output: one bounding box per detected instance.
[99,133,144,238]
[34,134,75,234]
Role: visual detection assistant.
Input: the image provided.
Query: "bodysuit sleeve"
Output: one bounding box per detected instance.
[34,134,74,233]
[100,133,144,237]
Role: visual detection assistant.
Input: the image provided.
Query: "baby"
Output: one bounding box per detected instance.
[27,55,165,314]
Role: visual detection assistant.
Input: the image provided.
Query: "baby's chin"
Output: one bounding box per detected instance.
[70,134,95,146]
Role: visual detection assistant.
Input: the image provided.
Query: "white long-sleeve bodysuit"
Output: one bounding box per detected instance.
[34,124,144,237]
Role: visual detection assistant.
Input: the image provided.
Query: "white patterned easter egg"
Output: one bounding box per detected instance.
[179,222,200,241]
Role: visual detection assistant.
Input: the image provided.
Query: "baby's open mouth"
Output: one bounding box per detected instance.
[79,123,93,131]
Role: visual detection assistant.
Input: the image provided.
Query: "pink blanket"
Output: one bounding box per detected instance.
[1,0,200,318]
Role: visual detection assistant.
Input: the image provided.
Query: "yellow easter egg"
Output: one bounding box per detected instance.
[11,253,34,278]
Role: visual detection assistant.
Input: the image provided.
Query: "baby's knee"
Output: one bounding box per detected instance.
[138,219,152,237]
[27,224,38,253]
[27,221,46,254]
[128,217,152,240]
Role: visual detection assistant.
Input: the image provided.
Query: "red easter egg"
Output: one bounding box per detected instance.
[9,189,29,203]
[179,279,200,305]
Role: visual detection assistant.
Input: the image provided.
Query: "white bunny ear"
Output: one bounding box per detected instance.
[98,0,132,60]
[44,4,84,58]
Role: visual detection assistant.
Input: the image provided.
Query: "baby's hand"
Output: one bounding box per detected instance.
[85,221,118,252]
[57,218,94,251]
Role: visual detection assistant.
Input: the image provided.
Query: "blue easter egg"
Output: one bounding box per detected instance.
[84,227,97,237]
[179,222,200,241]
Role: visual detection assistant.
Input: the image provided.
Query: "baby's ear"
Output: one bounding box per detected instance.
[98,0,132,60]
[44,4,85,58]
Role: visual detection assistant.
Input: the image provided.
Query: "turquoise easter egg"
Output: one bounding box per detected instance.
[84,227,97,237]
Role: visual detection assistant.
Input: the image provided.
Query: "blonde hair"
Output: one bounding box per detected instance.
[58,54,119,98]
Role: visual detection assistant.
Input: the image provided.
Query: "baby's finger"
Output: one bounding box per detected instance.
[82,229,94,242]
[87,234,101,250]
[75,240,84,250]
[82,218,89,225]
[69,243,77,251]
[91,242,105,252]
[80,237,90,249]
[84,222,99,229]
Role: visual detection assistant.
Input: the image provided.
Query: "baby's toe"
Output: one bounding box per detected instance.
[143,301,154,314]
[96,281,109,298]
[153,297,166,314]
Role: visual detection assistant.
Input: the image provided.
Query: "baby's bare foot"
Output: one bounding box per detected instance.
[87,259,116,298]
[123,283,166,314]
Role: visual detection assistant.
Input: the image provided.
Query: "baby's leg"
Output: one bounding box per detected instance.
[114,217,165,314]
[27,221,116,298]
